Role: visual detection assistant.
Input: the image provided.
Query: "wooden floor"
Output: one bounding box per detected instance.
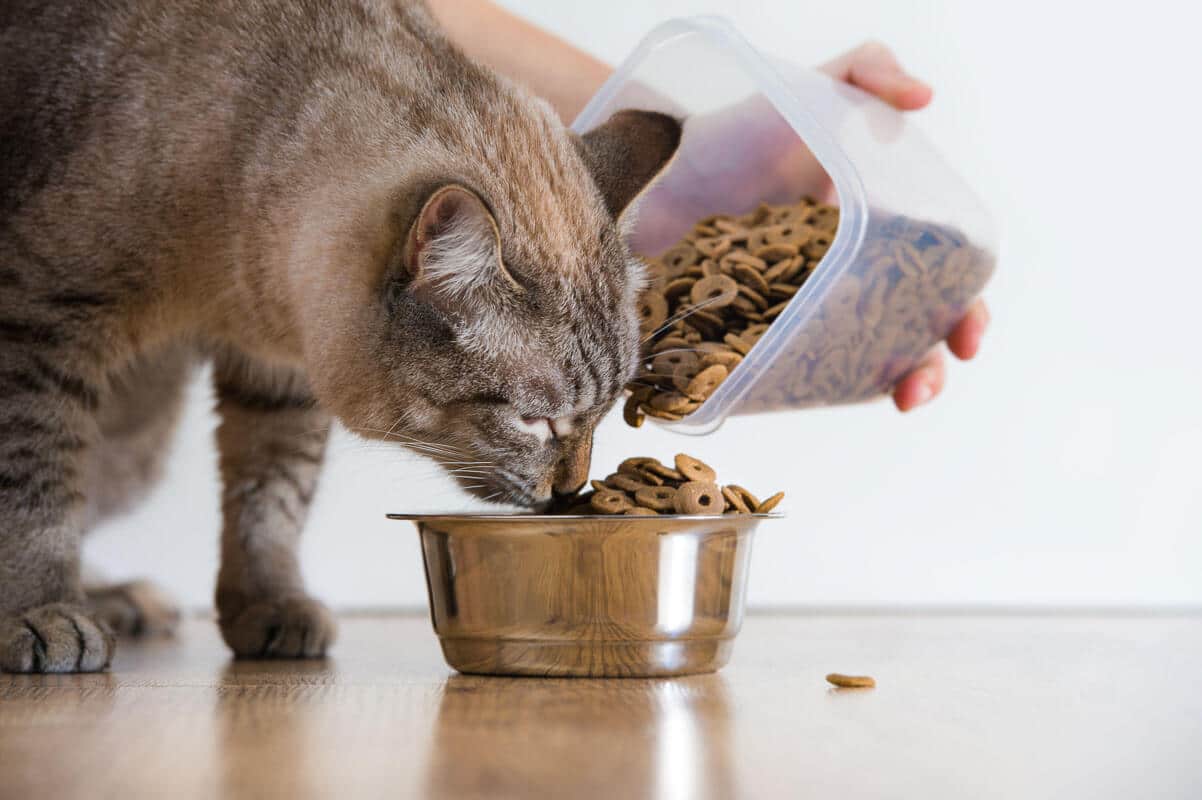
[2,612,1200,799]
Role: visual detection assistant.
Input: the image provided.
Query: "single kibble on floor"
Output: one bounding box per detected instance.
[825,673,876,688]
[546,454,783,517]
[625,195,993,424]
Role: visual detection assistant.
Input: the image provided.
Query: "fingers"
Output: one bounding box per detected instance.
[946,299,990,361]
[892,350,945,412]
[822,41,933,111]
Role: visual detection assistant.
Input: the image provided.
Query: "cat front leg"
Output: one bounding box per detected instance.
[212,354,335,658]
[0,349,115,673]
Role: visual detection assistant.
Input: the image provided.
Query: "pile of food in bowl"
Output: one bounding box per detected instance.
[548,453,783,516]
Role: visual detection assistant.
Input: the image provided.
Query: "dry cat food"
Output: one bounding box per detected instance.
[825,673,876,688]
[548,453,783,516]
[626,197,994,423]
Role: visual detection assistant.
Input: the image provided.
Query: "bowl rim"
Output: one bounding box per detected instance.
[385,512,783,522]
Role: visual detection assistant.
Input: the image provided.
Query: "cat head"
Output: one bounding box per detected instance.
[310,108,681,507]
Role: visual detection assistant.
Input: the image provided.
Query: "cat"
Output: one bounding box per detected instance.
[0,0,681,672]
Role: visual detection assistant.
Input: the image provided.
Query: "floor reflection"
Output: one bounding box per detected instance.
[422,673,734,800]
[211,658,341,797]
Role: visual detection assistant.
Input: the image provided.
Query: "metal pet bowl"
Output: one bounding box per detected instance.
[388,513,779,678]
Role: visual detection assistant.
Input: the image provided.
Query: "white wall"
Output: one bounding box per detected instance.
[85,1,1202,609]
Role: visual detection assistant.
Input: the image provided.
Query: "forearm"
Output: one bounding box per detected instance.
[426,0,612,124]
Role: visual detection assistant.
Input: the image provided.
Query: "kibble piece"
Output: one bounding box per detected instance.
[590,490,633,515]
[694,235,733,258]
[825,673,875,689]
[619,456,659,473]
[723,333,751,355]
[634,485,677,512]
[700,350,743,370]
[624,194,990,424]
[637,291,669,336]
[606,472,649,493]
[662,243,700,273]
[726,484,760,511]
[663,276,696,301]
[683,364,727,401]
[689,274,739,309]
[756,491,785,513]
[752,242,799,262]
[651,350,699,378]
[649,391,694,414]
[674,454,717,483]
[673,481,723,514]
[721,485,751,514]
[623,506,659,516]
[622,391,648,428]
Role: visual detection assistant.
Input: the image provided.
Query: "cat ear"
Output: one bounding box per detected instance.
[575,110,683,219]
[402,184,510,302]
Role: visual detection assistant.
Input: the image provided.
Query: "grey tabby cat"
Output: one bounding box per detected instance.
[0,0,681,672]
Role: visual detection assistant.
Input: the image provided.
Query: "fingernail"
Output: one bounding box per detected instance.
[913,382,934,406]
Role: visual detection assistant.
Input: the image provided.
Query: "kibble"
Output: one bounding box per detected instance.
[825,673,876,689]
[549,454,783,517]
[627,196,994,425]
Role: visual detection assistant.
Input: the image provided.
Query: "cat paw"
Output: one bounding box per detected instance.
[219,594,336,659]
[86,580,180,637]
[0,604,116,673]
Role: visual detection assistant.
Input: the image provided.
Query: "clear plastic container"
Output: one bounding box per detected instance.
[572,17,998,434]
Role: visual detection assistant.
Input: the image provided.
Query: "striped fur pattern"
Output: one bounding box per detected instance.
[0,0,680,671]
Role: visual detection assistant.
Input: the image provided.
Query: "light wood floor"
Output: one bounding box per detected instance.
[2,612,1200,799]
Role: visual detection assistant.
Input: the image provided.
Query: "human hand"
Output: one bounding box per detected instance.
[820,41,989,410]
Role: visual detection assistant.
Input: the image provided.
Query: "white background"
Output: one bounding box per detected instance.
[86,1,1202,610]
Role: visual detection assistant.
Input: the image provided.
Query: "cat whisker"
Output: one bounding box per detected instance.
[640,294,726,343]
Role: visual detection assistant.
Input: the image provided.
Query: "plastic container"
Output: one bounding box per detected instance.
[572,17,998,434]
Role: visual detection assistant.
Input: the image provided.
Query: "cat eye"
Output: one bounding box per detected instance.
[516,416,554,442]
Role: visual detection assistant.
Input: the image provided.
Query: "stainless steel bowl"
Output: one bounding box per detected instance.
[388,513,778,678]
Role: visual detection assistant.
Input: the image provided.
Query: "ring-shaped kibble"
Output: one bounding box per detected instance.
[701,350,743,370]
[684,363,728,401]
[686,309,726,340]
[731,295,757,317]
[722,485,751,514]
[663,277,696,300]
[672,363,700,395]
[727,484,760,511]
[637,291,669,335]
[673,481,723,514]
[634,485,677,512]
[762,257,796,283]
[737,284,769,311]
[694,235,732,258]
[622,394,645,428]
[591,490,633,514]
[636,468,665,486]
[752,243,799,263]
[756,491,785,513]
[651,350,699,377]
[689,274,739,309]
[733,263,771,296]
[651,335,690,354]
[723,333,751,356]
[624,506,660,516]
[644,461,685,482]
[606,472,649,493]
[674,453,718,483]
[803,234,832,260]
[720,250,767,271]
[649,391,693,414]
[662,244,700,273]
